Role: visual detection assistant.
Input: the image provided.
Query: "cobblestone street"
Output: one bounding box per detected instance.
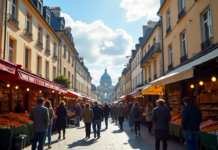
[24,118,186,150]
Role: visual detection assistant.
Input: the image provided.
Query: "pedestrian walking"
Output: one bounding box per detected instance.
[92,101,104,138]
[15,100,25,113]
[103,102,110,129]
[81,103,94,138]
[116,102,125,129]
[109,104,113,118]
[56,101,67,140]
[29,98,49,150]
[42,100,55,149]
[127,101,133,130]
[75,103,82,126]
[130,102,143,137]
[146,102,153,134]
[182,97,202,150]
[124,103,128,120]
[152,99,171,150]
[111,104,117,123]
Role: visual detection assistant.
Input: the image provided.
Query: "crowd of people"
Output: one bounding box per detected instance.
[27,96,202,150]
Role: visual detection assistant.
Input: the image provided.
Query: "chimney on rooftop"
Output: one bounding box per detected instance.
[65,27,72,34]
[51,7,61,17]
[142,25,148,36]
[148,20,157,28]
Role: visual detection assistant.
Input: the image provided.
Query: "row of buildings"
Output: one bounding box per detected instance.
[112,0,218,102]
[0,0,92,98]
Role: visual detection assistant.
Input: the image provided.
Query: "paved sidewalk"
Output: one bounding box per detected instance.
[24,118,186,150]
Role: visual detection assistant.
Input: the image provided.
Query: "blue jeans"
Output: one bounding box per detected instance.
[76,116,80,125]
[92,119,101,136]
[105,116,109,127]
[184,130,198,150]
[43,125,52,145]
[32,132,45,150]
[128,115,133,128]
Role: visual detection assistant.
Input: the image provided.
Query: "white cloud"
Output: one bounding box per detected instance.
[120,0,160,22]
[104,41,114,48]
[61,13,134,86]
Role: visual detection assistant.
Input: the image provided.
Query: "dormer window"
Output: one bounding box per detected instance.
[46,12,50,24]
[38,2,42,14]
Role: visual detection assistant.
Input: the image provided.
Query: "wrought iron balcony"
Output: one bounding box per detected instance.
[145,80,147,84]
[154,74,157,80]
[25,29,33,39]
[178,7,186,21]
[8,14,19,28]
[149,78,151,82]
[180,54,188,64]
[45,48,50,55]
[166,25,171,36]
[201,37,213,51]
[140,43,161,66]
[37,40,43,48]
[168,63,173,71]
[53,55,58,60]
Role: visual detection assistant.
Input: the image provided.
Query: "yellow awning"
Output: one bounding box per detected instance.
[142,85,164,95]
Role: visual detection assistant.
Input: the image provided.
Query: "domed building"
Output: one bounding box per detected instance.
[97,69,114,103]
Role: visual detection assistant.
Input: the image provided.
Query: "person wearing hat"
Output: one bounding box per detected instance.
[152,99,171,150]
[29,98,49,150]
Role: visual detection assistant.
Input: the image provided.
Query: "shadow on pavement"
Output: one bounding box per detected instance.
[68,138,98,148]
[112,129,124,134]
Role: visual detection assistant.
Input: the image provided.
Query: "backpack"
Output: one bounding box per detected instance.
[133,108,140,118]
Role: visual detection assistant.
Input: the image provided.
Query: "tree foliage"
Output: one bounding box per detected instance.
[53,74,72,89]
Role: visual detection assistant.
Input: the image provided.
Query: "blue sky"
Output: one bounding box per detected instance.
[44,0,160,86]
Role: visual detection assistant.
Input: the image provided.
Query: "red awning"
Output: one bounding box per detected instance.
[0,58,20,74]
[17,69,61,91]
[129,91,141,97]
[66,90,84,100]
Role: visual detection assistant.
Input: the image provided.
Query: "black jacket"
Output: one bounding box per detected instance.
[15,104,25,113]
[75,106,82,116]
[127,104,133,115]
[182,103,202,131]
[152,105,171,130]
[56,105,67,128]
[92,106,104,120]
[103,105,110,116]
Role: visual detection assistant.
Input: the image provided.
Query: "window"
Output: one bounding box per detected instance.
[46,35,49,49]
[37,56,41,75]
[203,9,212,41]
[148,45,150,49]
[68,51,70,61]
[68,71,70,79]
[64,68,66,76]
[64,45,66,56]
[167,11,171,27]
[138,55,139,64]
[53,66,56,80]
[72,74,74,85]
[38,27,41,42]
[144,50,146,56]
[181,32,187,56]
[26,14,30,31]
[145,68,147,82]
[25,48,30,70]
[153,38,156,44]
[46,13,50,24]
[180,0,185,11]
[149,65,151,79]
[169,45,173,64]
[72,56,74,65]
[38,2,42,13]
[154,60,157,75]
[8,39,14,63]
[11,0,16,18]
[45,61,49,78]
[54,42,56,55]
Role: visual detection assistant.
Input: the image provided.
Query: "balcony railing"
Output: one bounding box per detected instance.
[180,54,188,64]
[25,29,33,39]
[141,43,161,66]
[166,25,171,35]
[149,78,151,82]
[53,55,57,60]
[45,48,50,54]
[37,40,43,48]
[8,14,19,28]
[201,37,213,51]
[168,63,173,71]
[178,7,186,21]
[154,74,157,80]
